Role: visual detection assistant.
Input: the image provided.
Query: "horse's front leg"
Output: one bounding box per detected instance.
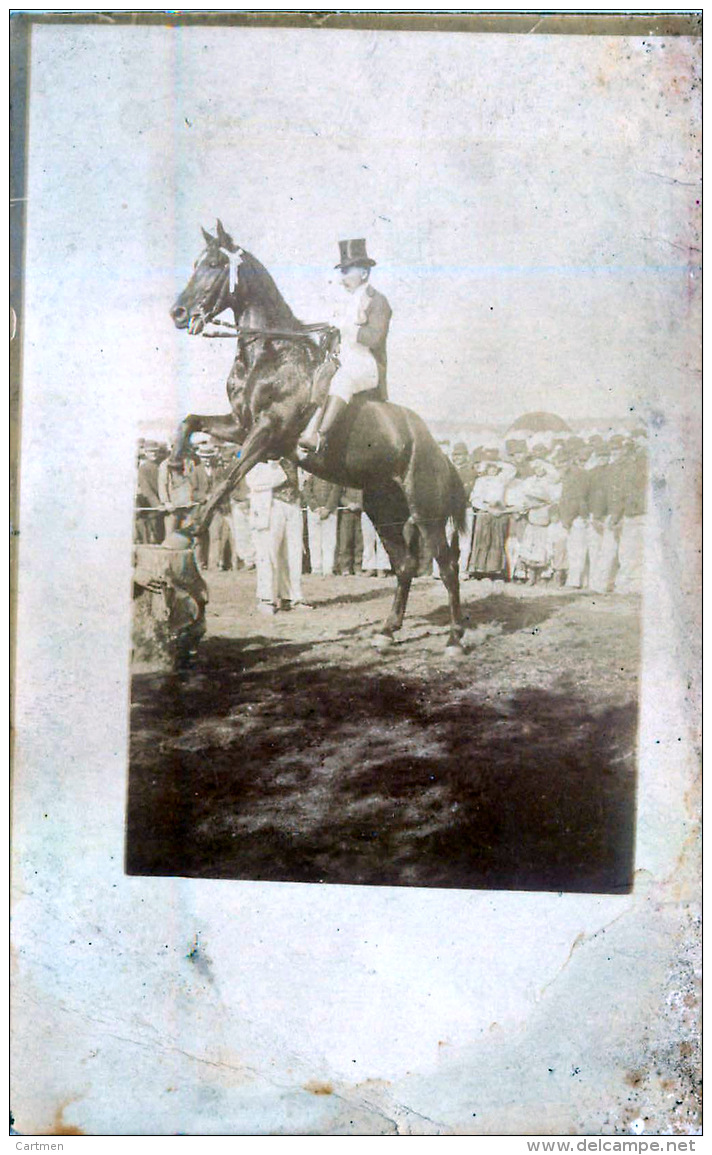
[189,418,277,538]
[169,414,242,465]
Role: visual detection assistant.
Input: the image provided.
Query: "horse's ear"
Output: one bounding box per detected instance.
[216,219,234,250]
[201,225,216,246]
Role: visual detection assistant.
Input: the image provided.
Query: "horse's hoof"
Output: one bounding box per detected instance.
[444,642,467,659]
[372,632,395,650]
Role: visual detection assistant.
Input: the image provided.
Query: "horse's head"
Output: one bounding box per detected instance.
[170,220,246,335]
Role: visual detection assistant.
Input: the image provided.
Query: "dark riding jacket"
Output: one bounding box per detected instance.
[356,285,392,401]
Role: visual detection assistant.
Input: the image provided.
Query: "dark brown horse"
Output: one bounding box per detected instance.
[169,221,467,651]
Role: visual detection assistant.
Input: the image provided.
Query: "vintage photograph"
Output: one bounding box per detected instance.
[120,19,663,894]
[12,13,700,1136]
[127,225,646,893]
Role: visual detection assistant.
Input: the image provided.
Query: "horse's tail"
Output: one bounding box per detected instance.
[447,459,469,536]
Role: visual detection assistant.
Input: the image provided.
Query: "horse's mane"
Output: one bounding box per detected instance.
[237,249,303,331]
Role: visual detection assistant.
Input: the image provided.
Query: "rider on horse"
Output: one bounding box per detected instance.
[298,239,392,457]
[170,223,468,651]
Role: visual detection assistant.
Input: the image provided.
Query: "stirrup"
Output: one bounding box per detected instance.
[298,430,324,458]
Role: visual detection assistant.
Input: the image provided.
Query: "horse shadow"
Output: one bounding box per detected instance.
[423,591,580,635]
[303,587,393,611]
[126,631,637,894]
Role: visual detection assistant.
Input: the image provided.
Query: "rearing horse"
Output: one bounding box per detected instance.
[169,221,467,652]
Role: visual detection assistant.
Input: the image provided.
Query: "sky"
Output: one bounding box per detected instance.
[23,24,700,439]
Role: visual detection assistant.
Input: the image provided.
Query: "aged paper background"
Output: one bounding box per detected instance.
[12,18,700,1135]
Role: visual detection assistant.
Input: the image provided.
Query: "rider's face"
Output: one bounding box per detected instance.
[340,266,369,293]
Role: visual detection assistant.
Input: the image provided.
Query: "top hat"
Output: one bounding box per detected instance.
[335,238,376,270]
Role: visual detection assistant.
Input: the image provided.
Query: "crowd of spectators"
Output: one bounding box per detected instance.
[134,422,647,613]
[446,426,648,595]
[134,438,402,604]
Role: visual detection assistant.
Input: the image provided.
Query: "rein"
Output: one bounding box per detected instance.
[193,248,336,344]
[201,320,336,341]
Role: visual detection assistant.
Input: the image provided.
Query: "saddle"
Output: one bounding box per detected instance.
[308,327,341,407]
[309,357,339,407]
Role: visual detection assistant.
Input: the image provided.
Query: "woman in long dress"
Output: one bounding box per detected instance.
[467,461,516,579]
[516,459,562,584]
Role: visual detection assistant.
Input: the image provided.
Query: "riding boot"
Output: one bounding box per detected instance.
[299,395,348,455]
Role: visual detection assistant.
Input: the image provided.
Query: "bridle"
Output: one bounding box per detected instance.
[187,245,242,333]
[189,246,336,349]
[188,265,227,334]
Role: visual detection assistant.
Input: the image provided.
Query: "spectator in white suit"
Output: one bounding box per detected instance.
[361,513,390,577]
[247,459,311,615]
[302,474,341,576]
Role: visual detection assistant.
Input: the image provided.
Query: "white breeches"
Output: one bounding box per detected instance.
[329,343,378,402]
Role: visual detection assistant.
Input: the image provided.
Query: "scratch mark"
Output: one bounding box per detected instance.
[392,1100,451,1133]
[640,235,701,254]
[21,989,256,1080]
[348,1097,400,1134]
[22,986,449,1135]
[538,905,634,999]
[642,171,700,187]
[301,1081,400,1133]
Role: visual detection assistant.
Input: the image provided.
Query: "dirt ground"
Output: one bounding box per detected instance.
[126,571,640,893]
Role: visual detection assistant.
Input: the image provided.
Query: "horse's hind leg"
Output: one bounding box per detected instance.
[388,531,418,627]
[425,520,465,652]
[377,547,418,648]
[364,493,418,647]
